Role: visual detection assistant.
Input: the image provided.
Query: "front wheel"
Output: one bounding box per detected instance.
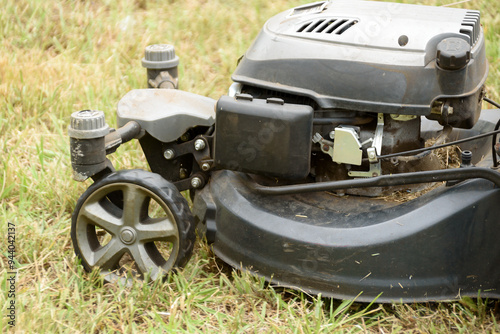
[71,169,196,284]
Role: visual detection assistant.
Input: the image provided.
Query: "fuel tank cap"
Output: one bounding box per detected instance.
[436,37,471,70]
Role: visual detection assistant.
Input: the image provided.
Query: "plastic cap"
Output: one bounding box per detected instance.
[461,150,472,166]
[68,110,109,139]
[436,38,471,70]
[142,44,180,69]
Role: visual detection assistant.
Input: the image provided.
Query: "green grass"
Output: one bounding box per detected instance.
[1,0,500,332]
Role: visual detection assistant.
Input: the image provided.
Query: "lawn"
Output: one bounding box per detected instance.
[1,0,500,332]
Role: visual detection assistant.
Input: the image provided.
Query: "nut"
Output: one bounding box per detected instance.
[164,149,175,160]
[194,139,206,151]
[191,177,202,188]
[201,163,211,171]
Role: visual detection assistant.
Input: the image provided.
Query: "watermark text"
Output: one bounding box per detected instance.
[6,221,16,327]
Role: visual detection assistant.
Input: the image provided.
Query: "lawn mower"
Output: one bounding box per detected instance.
[68,0,500,303]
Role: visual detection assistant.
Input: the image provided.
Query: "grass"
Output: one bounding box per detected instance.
[1,0,500,332]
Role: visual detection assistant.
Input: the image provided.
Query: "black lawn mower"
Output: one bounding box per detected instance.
[68,0,500,303]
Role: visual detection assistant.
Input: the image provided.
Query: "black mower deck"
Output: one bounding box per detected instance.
[196,171,499,303]
[193,114,500,303]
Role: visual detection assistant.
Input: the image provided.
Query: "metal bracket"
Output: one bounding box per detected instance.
[313,127,363,166]
[348,160,382,178]
[332,127,363,165]
[348,113,384,178]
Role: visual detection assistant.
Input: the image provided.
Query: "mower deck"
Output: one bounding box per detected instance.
[194,113,500,303]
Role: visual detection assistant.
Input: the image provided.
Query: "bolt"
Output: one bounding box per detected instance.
[322,144,330,152]
[179,168,188,179]
[372,172,378,177]
[194,139,206,151]
[119,227,136,245]
[201,163,211,171]
[164,149,175,160]
[368,151,376,159]
[329,131,335,140]
[191,177,202,188]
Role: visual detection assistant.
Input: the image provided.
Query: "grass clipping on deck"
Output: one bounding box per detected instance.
[380,139,462,203]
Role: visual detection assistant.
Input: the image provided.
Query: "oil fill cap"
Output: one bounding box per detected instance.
[436,38,471,70]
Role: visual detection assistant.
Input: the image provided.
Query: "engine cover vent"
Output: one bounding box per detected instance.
[297,18,358,35]
[460,11,481,46]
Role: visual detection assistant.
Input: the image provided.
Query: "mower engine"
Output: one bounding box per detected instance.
[68,0,500,303]
[217,0,487,195]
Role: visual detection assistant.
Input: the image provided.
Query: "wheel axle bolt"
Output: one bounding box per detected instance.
[194,139,206,151]
[201,163,210,171]
[120,227,137,245]
[191,177,202,188]
[164,149,175,160]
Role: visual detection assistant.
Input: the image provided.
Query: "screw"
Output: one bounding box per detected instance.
[322,144,330,151]
[191,177,202,188]
[368,151,376,159]
[329,131,335,139]
[194,139,206,151]
[179,168,188,179]
[201,163,211,171]
[164,149,175,160]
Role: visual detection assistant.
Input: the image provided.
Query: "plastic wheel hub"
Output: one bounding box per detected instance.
[119,227,137,245]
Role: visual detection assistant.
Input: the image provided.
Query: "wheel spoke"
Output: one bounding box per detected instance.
[89,239,126,269]
[81,201,122,235]
[137,218,178,242]
[122,185,149,227]
[130,244,162,280]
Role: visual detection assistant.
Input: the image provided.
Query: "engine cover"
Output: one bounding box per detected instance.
[232,0,488,124]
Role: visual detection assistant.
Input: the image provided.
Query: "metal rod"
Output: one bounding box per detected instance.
[377,129,500,160]
[313,116,373,125]
[484,97,500,109]
[242,167,500,195]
